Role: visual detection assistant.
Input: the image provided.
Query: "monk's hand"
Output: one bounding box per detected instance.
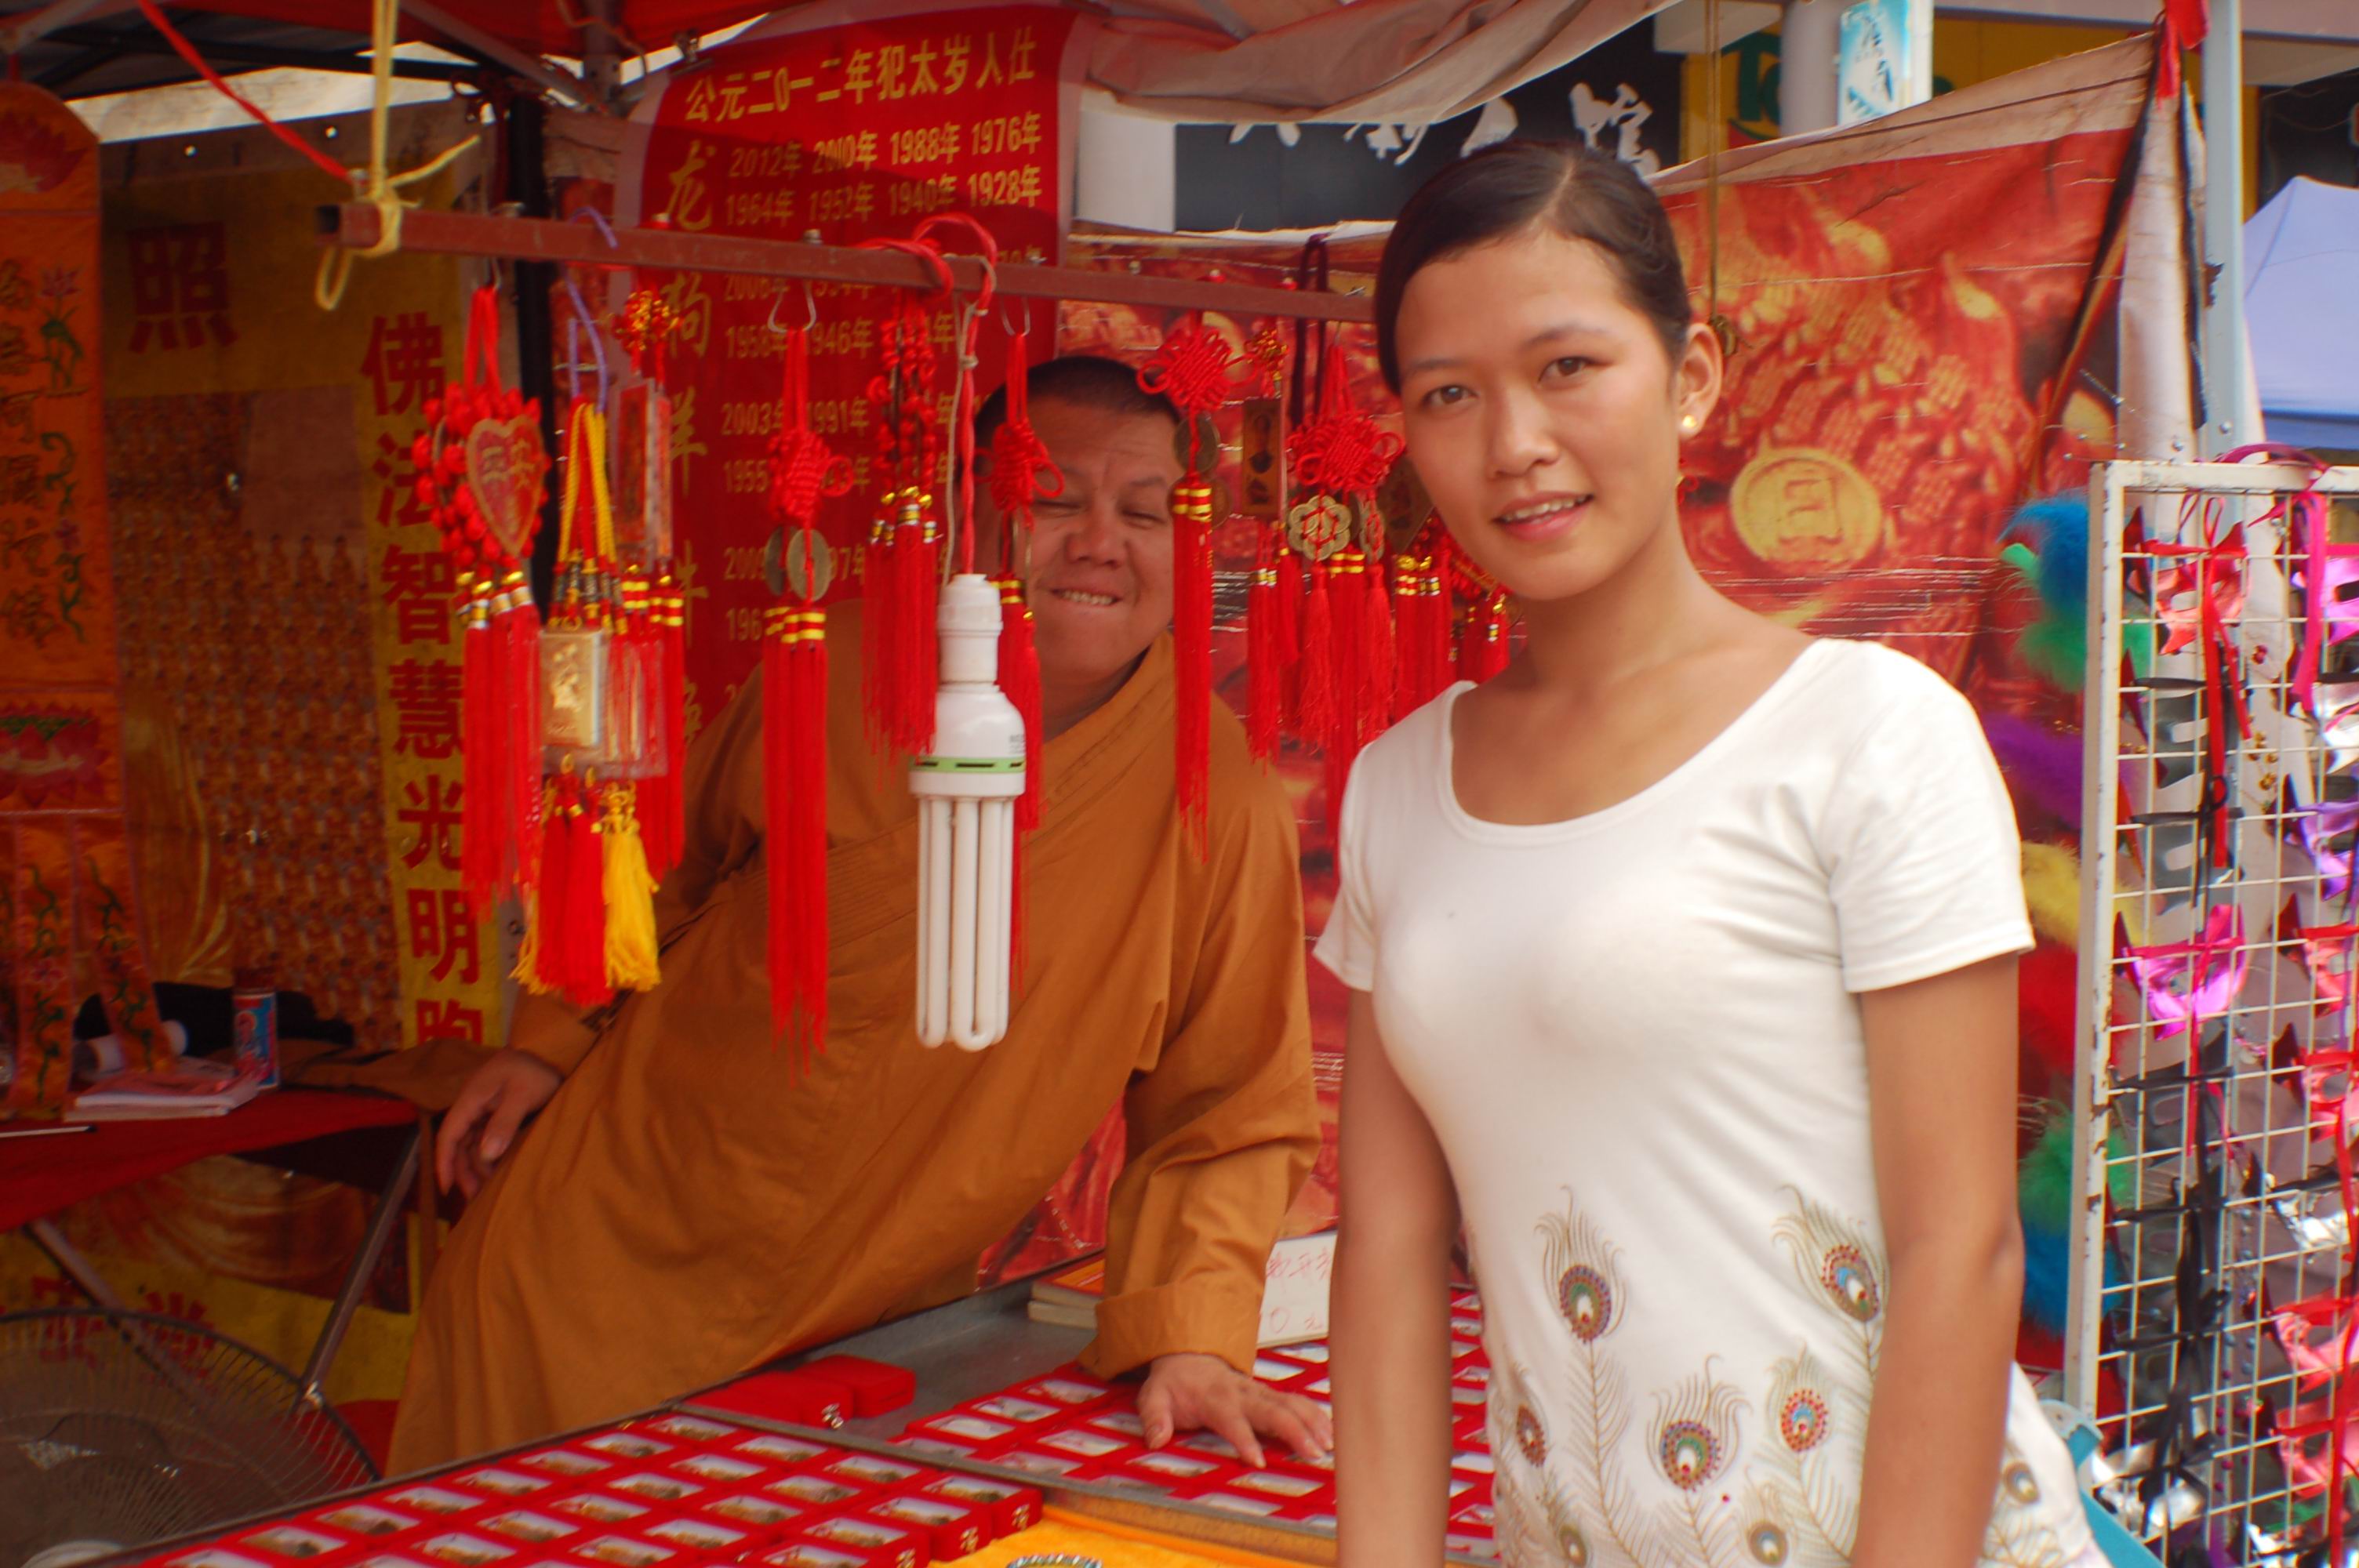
[1139,1352,1333,1468]
[435,1050,563,1199]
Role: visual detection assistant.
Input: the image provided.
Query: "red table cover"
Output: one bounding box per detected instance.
[0,1088,416,1232]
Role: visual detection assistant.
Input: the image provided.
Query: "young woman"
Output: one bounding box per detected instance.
[1321,143,2098,1568]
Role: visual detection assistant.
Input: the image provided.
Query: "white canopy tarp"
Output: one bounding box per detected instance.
[2244,176,2359,452]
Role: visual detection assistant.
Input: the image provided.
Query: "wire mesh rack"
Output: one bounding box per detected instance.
[2066,457,2359,1565]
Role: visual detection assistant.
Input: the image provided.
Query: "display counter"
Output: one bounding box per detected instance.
[102,1276,1503,1568]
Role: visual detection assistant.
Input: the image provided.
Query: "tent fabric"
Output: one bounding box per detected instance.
[2245,176,2359,452]
[159,0,1673,125]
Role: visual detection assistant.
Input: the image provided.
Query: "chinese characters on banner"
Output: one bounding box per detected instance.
[0,84,171,1113]
[627,3,1081,728]
[100,148,496,1057]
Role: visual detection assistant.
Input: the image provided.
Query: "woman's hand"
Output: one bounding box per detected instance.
[1139,1352,1332,1466]
[434,1050,562,1198]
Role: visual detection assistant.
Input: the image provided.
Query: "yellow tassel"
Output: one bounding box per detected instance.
[602,785,661,990]
[2021,840,2083,948]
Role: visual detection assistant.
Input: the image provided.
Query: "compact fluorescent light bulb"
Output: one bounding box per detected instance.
[911,573,1026,1049]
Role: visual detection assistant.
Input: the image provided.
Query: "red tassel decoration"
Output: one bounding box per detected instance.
[560,782,611,1008]
[1138,314,1239,854]
[1463,592,1512,684]
[460,583,502,915]
[763,606,830,1062]
[996,580,1041,982]
[1171,480,1216,851]
[763,318,854,1058]
[1246,530,1283,762]
[529,778,572,993]
[1299,561,1338,753]
[1361,550,1396,744]
[498,572,542,893]
[1276,549,1303,735]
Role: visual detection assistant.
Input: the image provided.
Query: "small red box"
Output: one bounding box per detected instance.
[758,1544,883,1568]
[638,1414,745,1446]
[763,1471,872,1514]
[1029,1423,1141,1465]
[887,1432,983,1464]
[577,1432,676,1465]
[380,1486,493,1522]
[694,1370,854,1428]
[824,1454,928,1491]
[1216,1466,1331,1507]
[985,1446,1103,1481]
[1109,1449,1237,1490]
[915,1475,1041,1535]
[231,1524,356,1564]
[515,1450,616,1484]
[542,1496,657,1531]
[696,1492,809,1537]
[907,1407,1027,1449]
[1187,1490,1289,1520]
[734,1434,841,1469]
[641,1515,755,1556]
[569,1535,678,1568]
[796,1356,917,1418]
[671,1451,769,1488]
[406,1530,523,1568]
[1015,1370,1117,1410]
[454,1469,559,1504]
[604,1472,704,1508]
[795,1515,929,1568]
[472,1511,586,1550]
[864,1495,990,1559]
[307,1504,427,1542]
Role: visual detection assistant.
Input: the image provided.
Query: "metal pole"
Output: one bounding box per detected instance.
[318,203,1378,325]
[2199,0,2255,457]
[300,1127,423,1406]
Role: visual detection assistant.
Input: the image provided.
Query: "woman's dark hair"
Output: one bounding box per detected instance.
[975,353,1179,445]
[1374,140,1692,390]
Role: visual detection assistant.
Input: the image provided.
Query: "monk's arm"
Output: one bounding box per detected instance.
[1081,781,1318,1378]
[511,669,769,1077]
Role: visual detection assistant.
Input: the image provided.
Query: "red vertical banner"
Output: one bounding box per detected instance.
[625,2,1082,733]
[0,83,168,1112]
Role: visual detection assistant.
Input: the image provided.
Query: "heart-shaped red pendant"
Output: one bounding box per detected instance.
[464,416,547,562]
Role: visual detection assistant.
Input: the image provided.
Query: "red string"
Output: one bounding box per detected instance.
[133,0,351,185]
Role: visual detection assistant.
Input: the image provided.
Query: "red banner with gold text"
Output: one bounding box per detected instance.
[624,1,1083,735]
[0,83,170,1114]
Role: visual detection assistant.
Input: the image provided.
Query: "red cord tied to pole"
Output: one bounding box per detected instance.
[989,319,1052,830]
[1139,312,1240,852]
[764,318,853,1063]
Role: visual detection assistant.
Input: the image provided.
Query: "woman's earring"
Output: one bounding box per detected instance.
[1680,414,1700,435]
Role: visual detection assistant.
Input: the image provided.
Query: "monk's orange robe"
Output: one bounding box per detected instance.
[386,612,1315,1473]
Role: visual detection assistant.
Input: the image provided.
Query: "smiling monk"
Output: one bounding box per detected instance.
[386,358,1323,1474]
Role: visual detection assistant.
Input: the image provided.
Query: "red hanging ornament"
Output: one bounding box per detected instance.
[764,319,852,1060]
[857,239,956,761]
[1138,312,1239,851]
[419,286,547,918]
[1246,528,1283,761]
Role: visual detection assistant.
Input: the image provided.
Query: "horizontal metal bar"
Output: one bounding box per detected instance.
[2097,459,2359,494]
[43,23,479,81]
[318,204,1376,325]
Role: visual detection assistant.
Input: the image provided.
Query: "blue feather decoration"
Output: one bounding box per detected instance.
[2001,495,2093,692]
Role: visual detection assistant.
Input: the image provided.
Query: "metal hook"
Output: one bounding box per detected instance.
[998,294,1033,337]
[767,284,820,335]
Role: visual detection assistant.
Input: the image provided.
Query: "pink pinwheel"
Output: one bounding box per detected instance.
[2153,538,2248,658]
[2295,546,2359,648]
[2125,906,2249,1036]
[2276,1306,2359,1389]
[2300,800,2359,901]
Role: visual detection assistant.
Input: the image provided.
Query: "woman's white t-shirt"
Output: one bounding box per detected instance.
[1314,638,2097,1568]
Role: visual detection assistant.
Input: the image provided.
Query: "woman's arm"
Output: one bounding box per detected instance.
[1333,991,1460,1567]
[1851,954,2026,1568]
